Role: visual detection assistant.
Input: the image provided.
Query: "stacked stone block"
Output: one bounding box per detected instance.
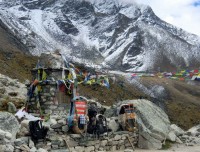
[27,81,69,116]
[66,131,138,152]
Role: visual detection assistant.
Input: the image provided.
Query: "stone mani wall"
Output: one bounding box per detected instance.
[67,132,138,152]
[33,116,138,152]
[16,123,138,152]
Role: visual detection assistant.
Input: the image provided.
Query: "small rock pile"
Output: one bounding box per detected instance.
[14,137,37,152]
[178,124,200,146]
[0,129,14,152]
[165,124,200,147]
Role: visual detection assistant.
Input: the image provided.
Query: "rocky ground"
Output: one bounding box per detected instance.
[127,145,200,152]
[1,99,200,152]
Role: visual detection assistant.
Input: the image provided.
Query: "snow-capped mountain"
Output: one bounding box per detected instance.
[0,0,200,71]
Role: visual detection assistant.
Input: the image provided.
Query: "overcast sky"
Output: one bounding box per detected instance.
[130,0,200,36]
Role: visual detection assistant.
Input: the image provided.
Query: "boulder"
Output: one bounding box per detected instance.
[20,144,30,151]
[187,124,200,136]
[170,124,185,136]
[42,119,57,129]
[0,144,14,152]
[114,135,121,141]
[30,147,37,152]
[75,146,85,152]
[0,129,6,139]
[124,149,134,152]
[0,87,6,94]
[167,131,177,142]
[62,126,69,133]
[104,106,117,118]
[138,134,162,149]
[84,146,95,152]
[118,99,171,149]
[7,102,17,113]
[67,140,78,147]
[37,148,48,152]
[175,137,183,144]
[21,119,30,129]
[8,92,18,97]
[14,138,25,146]
[100,140,108,147]
[0,78,9,86]
[193,137,200,144]
[17,126,29,137]
[70,134,81,139]
[29,139,35,148]
[0,112,20,139]
[5,132,12,140]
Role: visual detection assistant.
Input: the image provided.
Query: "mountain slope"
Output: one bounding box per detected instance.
[138,77,200,130]
[0,19,38,81]
[0,0,200,71]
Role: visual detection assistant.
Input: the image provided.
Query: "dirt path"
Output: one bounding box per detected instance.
[134,144,200,152]
[114,144,200,152]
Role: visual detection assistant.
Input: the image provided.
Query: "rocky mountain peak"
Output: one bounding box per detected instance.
[0,0,200,71]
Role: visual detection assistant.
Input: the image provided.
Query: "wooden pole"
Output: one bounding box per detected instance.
[63,138,71,152]
[127,136,135,151]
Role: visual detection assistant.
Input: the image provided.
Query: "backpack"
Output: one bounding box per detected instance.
[95,114,108,138]
[88,103,98,118]
[87,114,108,138]
[29,120,48,143]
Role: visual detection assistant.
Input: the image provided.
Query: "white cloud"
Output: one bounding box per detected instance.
[122,0,200,36]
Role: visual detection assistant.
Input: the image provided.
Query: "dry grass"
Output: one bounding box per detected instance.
[0,51,38,82]
[0,22,38,82]
[78,78,148,106]
[0,96,25,111]
[140,77,200,130]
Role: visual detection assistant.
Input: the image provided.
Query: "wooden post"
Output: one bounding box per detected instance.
[127,136,135,151]
[63,138,71,152]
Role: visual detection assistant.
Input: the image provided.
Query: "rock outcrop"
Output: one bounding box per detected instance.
[0,74,27,99]
[0,74,27,111]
